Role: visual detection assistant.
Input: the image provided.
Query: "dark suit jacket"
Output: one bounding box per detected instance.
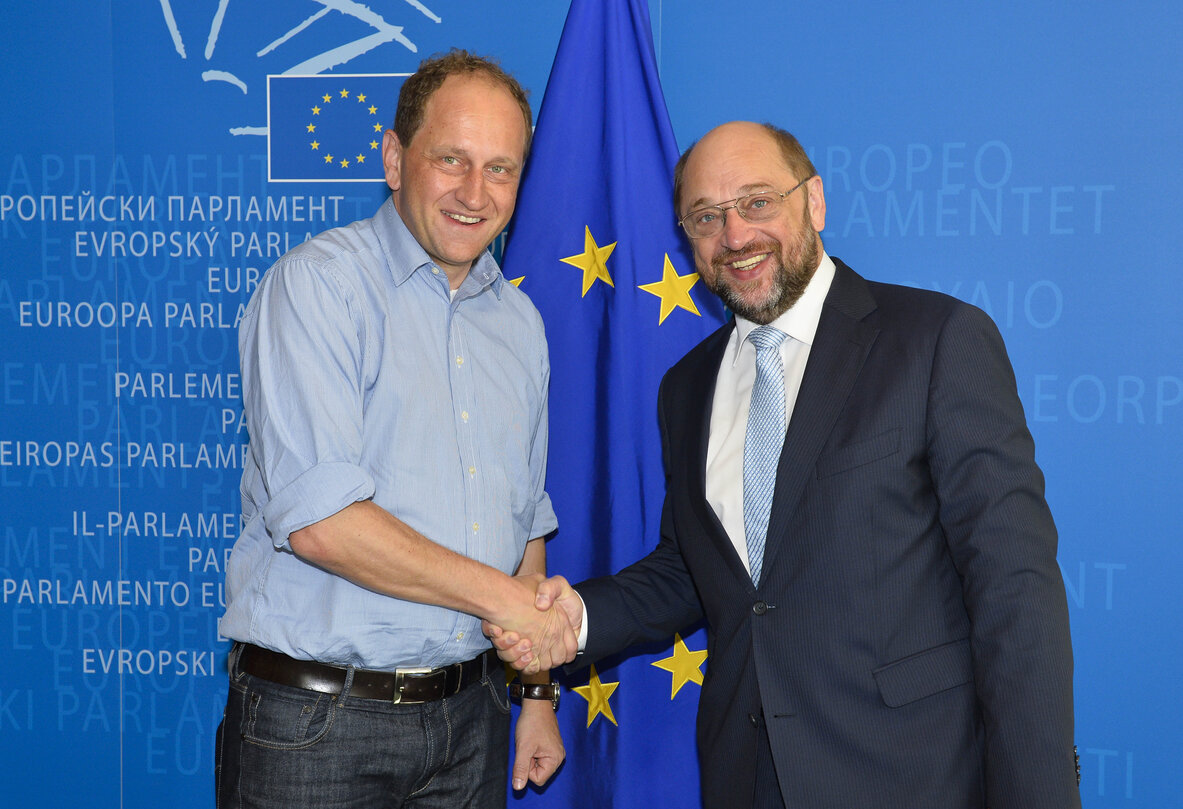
[576,259,1079,809]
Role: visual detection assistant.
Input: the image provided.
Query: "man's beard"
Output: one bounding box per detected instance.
[700,209,820,325]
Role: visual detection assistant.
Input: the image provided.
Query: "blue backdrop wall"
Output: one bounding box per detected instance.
[1,2,1178,807]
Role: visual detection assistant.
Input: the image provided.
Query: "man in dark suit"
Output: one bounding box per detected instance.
[490,121,1080,808]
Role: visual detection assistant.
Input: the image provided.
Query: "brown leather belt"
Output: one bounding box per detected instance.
[235,643,494,704]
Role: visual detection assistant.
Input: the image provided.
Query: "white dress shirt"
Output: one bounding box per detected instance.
[705,253,836,573]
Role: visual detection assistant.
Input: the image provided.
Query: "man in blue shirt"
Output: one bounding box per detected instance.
[217,50,574,808]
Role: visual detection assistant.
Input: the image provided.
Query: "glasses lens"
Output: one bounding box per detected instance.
[685,208,724,238]
[738,193,782,223]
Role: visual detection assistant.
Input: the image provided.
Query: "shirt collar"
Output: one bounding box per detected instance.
[729,251,837,364]
[374,196,505,299]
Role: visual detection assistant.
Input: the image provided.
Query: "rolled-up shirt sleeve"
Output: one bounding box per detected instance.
[240,256,376,548]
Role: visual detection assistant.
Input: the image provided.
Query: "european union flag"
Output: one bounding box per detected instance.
[267,73,405,182]
[502,0,726,805]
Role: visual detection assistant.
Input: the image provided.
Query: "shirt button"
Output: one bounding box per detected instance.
[468,466,476,476]
[461,411,469,422]
[455,355,464,366]
[752,601,768,615]
[472,522,479,532]
[431,267,440,275]
[456,631,465,640]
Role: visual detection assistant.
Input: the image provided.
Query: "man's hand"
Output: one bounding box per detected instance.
[485,575,583,671]
[512,697,565,790]
[486,575,578,675]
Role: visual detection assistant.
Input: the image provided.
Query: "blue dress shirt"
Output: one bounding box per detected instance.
[220,197,558,671]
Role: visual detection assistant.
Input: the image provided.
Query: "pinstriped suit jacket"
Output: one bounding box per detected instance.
[576,259,1080,809]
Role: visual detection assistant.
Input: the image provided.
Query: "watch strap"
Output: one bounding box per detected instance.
[510,681,560,710]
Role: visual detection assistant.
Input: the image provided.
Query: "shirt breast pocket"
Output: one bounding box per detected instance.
[815,427,900,478]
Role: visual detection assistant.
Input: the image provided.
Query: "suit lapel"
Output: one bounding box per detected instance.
[759,260,879,576]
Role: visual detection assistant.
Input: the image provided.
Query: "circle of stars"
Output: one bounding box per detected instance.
[306,87,382,170]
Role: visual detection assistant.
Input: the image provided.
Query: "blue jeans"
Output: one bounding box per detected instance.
[215,653,511,809]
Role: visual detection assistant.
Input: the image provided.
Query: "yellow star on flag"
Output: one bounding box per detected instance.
[651,633,708,698]
[572,664,619,728]
[508,276,525,287]
[638,254,702,324]
[560,226,616,296]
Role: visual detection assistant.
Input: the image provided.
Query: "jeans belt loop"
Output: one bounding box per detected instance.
[228,641,245,680]
[392,667,433,705]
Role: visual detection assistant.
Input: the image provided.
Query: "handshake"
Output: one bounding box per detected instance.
[484,574,583,675]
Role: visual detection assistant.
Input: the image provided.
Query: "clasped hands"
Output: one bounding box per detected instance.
[486,575,582,674]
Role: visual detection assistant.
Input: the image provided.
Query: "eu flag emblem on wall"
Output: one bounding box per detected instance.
[502,0,726,805]
[267,74,406,182]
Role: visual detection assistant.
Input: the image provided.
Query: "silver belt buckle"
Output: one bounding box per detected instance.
[392,666,433,704]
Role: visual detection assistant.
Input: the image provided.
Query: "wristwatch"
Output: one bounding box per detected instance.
[510,681,560,711]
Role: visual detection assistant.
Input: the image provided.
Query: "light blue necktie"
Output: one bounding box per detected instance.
[743,326,788,587]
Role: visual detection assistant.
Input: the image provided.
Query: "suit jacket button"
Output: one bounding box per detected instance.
[752,601,768,615]
[748,713,760,727]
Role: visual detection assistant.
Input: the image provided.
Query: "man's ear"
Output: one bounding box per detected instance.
[805,174,826,233]
[382,129,402,191]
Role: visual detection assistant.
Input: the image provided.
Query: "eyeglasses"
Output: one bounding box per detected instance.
[678,176,814,239]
